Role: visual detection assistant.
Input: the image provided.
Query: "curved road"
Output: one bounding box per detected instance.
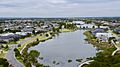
[6,38,32,67]
[6,44,24,67]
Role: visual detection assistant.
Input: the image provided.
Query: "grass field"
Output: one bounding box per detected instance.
[60,29,74,32]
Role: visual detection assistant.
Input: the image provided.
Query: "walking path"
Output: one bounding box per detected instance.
[6,37,32,67]
[6,44,24,67]
[111,40,120,56]
[78,60,94,67]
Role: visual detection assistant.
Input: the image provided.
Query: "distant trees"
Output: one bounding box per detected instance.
[84,20,92,24]
[58,22,77,29]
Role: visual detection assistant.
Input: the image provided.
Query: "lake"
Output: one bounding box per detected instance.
[28,30,97,67]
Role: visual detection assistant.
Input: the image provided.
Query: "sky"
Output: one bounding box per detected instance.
[0,0,120,17]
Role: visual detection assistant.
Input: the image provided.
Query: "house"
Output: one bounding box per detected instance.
[116,39,120,43]
[15,32,27,36]
[0,33,20,42]
[103,21,109,25]
[109,21,120,26]
[96,33,115,38]
[95,33,115,42]
[73,21,85,25]
[99,26,109,29]
[21,26,34,34]
[80,24,97,29]
[97,35,108,42]
[92,28,105,35]
[51,23,59,28]
[114,28,120,33]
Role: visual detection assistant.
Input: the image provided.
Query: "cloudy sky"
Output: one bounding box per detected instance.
[0,0,120,17]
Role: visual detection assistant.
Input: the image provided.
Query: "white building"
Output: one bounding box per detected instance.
[73,21,85,25]
[96,33,114,38]
[0,33,14,36]
[99,26,109,29]
[15,32,27,36]
[96,33,115,42]
[80,24,97,29]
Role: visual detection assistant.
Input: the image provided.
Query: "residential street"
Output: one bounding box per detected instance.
[6,38,32,67]
[6,44,24,67]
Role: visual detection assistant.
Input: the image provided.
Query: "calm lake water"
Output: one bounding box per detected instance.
[28,30,97,67]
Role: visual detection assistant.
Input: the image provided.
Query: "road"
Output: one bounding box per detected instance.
[6,37,32,67]
[6,44,24,67]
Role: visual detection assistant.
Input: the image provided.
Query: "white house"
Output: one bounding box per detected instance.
[96,33,115,42]
[21,26,34,34]
[73,21,85,25]
[0,33,14,36]
[15,32,27,36]
[96,33,114,38]
[99,26,109,29]
[80,24,97,29]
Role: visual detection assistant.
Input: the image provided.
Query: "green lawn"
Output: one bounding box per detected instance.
[0,50,7,58]
[116,43,120,47]
[60,29,74,32]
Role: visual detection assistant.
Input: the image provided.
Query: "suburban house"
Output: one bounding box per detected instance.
[116,38,120,43]
[51,23,59,28]
[21,26,35,34]
[0,33,20,43]
[109,21,120,26]
[114,28,120,33]
[73,21,85,25]
[92,28,105,35]
[15,32,27,36]
[80,24,97,29]
[95,33,115,42]
[99,26,109,29]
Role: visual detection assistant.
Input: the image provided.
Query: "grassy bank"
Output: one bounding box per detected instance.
[0,50,7,58]
[83,31,120,67]
[15,32,53,67]
[84,31,114,50]
[14,27,77,67]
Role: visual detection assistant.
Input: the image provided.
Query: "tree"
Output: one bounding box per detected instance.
[92,26,95,29]
[29,50,40,58]
[32,30,36,34]
[14,48,21,57]
[0,58,9,67]
[5,45,9,49]
[29,50,40,65]
[45,34,49,37]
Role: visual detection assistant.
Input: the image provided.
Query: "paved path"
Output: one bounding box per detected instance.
[111,40,120,56]
[6,37,32,67]
[20,37,32,54]
[78,60,94,67]
[6,44,24,67]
